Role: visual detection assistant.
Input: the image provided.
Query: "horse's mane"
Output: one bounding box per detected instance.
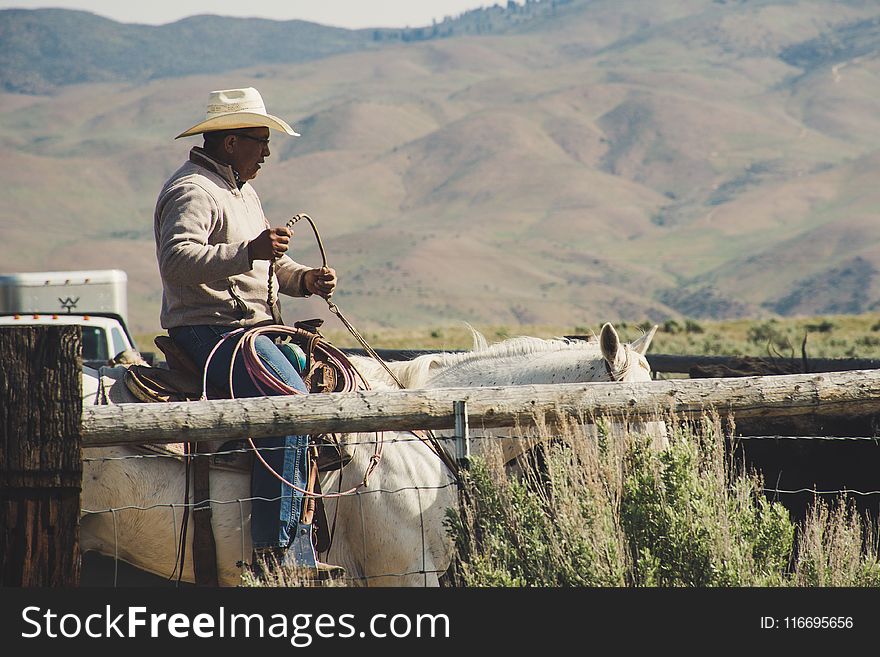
[350,331,606,390]
[435,333,604,369]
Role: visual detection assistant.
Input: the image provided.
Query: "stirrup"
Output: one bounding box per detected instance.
[307,561,346,581]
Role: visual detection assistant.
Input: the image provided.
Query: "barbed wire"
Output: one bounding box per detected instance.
[82,436,429,463]
[79,433,572,464]
[81,426,880,586]
[85,482,456,588]
[81,479,880,516]
[83,480,880,587]
[343,567,448,584]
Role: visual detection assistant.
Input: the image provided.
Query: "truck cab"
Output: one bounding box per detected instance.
[0,312,136,368]
[0,269,147,369]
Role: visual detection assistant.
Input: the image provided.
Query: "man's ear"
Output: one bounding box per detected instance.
[223,134,237,154]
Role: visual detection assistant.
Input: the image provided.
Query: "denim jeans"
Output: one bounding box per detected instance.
[169,324,309,550]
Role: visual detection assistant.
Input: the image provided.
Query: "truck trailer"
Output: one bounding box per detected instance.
[0,269,140,367]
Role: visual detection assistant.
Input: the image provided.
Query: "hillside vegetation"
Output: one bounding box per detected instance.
[2,0,880,335]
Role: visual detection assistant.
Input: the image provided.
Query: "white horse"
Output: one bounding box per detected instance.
[80,322,657,586]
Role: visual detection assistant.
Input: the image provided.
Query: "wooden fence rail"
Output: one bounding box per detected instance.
[82,369,880,447]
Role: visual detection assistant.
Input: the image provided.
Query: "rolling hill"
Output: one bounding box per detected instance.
[1,0,879,336]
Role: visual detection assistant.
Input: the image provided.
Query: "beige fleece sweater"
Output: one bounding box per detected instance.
[154,147,311,329]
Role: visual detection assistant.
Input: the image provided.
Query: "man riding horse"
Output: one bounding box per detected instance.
[154,86,343,578]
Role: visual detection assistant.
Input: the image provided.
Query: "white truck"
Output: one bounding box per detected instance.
[0,269,148,368]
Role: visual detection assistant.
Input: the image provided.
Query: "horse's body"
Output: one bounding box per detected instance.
[80,323,657,586]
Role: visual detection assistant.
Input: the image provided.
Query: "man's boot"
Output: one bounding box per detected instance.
[251,549,345,584]
[252,522,345,585]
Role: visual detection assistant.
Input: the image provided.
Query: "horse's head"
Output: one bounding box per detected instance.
[599,322,667,448]
[599,322,656,383]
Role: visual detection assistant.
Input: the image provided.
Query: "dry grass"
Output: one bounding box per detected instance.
[133,310,880,365]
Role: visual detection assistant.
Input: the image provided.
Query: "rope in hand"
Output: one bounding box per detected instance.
[270,214,407,390]
[288,214,459,477]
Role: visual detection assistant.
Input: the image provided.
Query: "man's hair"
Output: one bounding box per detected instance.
[203,129,237,150]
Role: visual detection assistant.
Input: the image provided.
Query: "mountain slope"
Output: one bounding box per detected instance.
[0,2,589,93]
[1,0,880,335]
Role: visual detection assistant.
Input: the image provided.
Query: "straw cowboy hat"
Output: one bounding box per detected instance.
[176,87,299,139]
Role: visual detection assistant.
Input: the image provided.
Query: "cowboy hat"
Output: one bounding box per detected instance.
[175,87,300,139]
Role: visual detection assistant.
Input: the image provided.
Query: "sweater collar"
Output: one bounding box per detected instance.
[189,146,245,189]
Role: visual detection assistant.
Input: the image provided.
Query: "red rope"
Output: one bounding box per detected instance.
[202,325,383,497]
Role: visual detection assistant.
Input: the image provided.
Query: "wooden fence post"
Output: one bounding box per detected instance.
[454,400,470,469]
[0,326,82,586]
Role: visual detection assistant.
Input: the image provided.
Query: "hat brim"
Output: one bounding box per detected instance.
[175,111,300,139]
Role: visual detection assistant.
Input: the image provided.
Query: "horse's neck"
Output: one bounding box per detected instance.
[425,348,611,387]
[349,355,443,390]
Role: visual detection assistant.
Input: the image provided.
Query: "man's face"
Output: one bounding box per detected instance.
[227,127,271,181]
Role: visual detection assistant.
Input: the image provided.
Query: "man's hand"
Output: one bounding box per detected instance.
[248,226,292,261]
[304,267,338,299]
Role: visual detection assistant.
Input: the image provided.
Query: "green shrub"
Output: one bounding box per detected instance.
[446,416,803,587]
[855,335,880,347]
[746,320,789,349]
[685,319,705,334]
[805,320,835,333]
[446,429,627,586]
[619,422,792,586]
[662,319,682,334]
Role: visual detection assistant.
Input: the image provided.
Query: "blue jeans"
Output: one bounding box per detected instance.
[169,324,309,550]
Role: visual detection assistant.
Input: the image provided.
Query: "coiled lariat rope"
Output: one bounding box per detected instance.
[202,325,382,497]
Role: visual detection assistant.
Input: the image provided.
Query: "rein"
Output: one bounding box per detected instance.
[267,213,460,479]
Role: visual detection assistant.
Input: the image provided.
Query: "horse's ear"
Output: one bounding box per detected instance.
[599,323,623,367]
[631,325,658,356]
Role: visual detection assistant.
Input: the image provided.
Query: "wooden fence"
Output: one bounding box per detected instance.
[4,326,880,586]
[83,368,880,447]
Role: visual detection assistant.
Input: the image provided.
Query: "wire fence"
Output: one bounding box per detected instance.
[764,487,880,496]
[80,342,880,586]
[81,432,880,465]
[81,427,880,587]
[82,479,459,588]
[81,432,460,588]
